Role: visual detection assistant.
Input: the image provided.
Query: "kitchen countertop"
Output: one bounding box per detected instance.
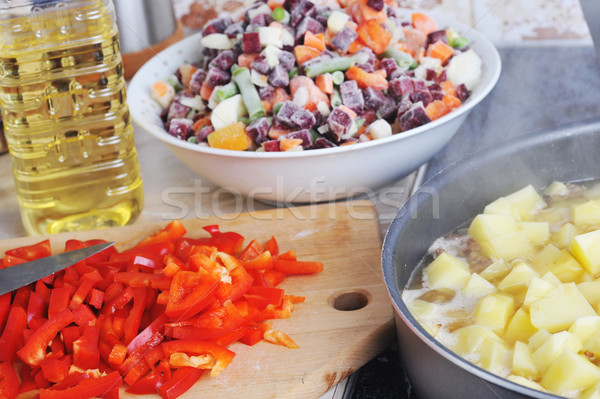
[1,45,600,397]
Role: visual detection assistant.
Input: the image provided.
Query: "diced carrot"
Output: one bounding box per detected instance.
[315,74,334,94]
[427,40,454,64]
[289,76,330,111]
[348,0,387,24]
[424,100,449,121]
[412,12,437,35]
[394,41,414,56]
[267,0,285,10]
[442,94,461,110]
[294,45,322,65]
[268,125,292,140]
[238,53,259,68]
[323,29,334,48]
[345,66,388,90]
[304,31,325,52]
[152,81,170,98]
[345,20,358,31]
[403,26,427,55]
[440,80,457,97]
[347,37,366,54]
[337,104,357,119]
[192,115,211,132]
[279,138,304,151]
[261,100,273,113]
[179,64,197,88]
[357,20,392,55]
[200,81,214,101]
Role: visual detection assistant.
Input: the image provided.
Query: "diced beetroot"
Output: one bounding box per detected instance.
[224,21,245,37]
[426,69,438,82]
[268,65,290,87]
[355,48,377,67]
[366,0,384,11]
[429,83,444,101]
[247,118,271,144]
[456,83,470,101]
[263,140,281,152]
[278,51,296,71]
[413,79,427,92]
[436,69,447,83]
[427,29,448,46]
[314,137,336,149]
[340,80,364,112]
[291,0,316,26]
[243,32,262,54]
[206,67,231,87]
[167,102,190,122]
[294,16,324,41]
[396,94,412,119]
[283,0,300,12]
[202,17,233,36]
[290,108,316,129]
[361,110,378,125]
[209,50,236,71]
[196,126,214,142]
[258,85,275,101]
[411,90,433,107]
[276,101,303,127]
[286,129,313,149]
[327,107,354,142]
[168,118,193,140]
[356,63,374,73]
[189,69,207,95]
[251,56,272,75]
[378,96,399,122]
[389,76,415,99]
[249,13,272,27]
[330,26,358,53]
[314,5,330,26]
[399,102,431,132]
[378,58,398,78]
[363,87,385,111]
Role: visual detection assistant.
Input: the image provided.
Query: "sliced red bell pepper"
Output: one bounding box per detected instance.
[48,286,72,319]
[27,290,47,325]
[262,269,286,287]
[246,286,284,307]
[165,270,220,320]
[226,266,254,302]
[0,293,11,332]
[0,361,19,399]
[12,285,32,310]
[38,370,122,399]
[18,362,37,394]
[126,313,167,354]
[273,258,324,275]
[134,220,187,249]
[264,236,279,256]
[69,271,102,309]
[17,308,74,367]
[72,304,97,327]
[47,371,89,391]
[0,306,27,362]
[73,325,100,370]
[126,360,172,395]
[114,272,171,290]
[239,323,270,346]
[60,325,81,354]
[241,250,273,270]
[2,254,27,268]
[238,239,264,261]
[88,288,105,309]
[35,280,52,303]
[161,339,235,377]
[120,331,165,376]
[5,239,51,261]
[123,287,147,345]
[102,285,135,314]
[40,354,72,384]
[157,366,203,399]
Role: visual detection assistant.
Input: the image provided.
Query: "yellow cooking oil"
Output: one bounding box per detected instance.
[0,0,144,235]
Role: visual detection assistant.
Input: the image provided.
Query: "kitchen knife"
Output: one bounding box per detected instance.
[0,241,115,296]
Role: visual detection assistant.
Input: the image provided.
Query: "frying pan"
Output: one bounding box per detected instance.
[382,119,600,398]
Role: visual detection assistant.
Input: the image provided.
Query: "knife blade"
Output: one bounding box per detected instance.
[0,241,115,296]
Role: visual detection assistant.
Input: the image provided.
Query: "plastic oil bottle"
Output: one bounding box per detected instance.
[0,0,144,235]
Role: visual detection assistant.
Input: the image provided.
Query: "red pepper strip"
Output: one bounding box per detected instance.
[88,288,105,309]
[129,253,163,272]
[238,239,264,261]
[239,323,270,346]
[102,285,135,314]
[72,304,97,327]
[276,250,296,261]
[245,268,273,288]
[246,286,284,307]
[5,239,51,260]
[108,342,128,367]
[60,325,80,354]
[157,366,204,399]
[262,269,286,287]
[18,363,36,394]
[34,367,51,389]
[134,220,187,249]
[17,308,74,367]
[103,282,125,304]
[162,339,235,377]
[124,359,151,386]
[165,270,220,320]
[12,285,32,310]
[0,293,11,331]
[123,287,147,344]
[48,286,72,319]
[40,354,72,383]
[273,259,324,275]
[241,250,274,270]
[114,272,172,290]
[211,326,249,346]
[171,300,245,340]
[0,306,27,362]
[27,290,47,325]
[38,370,122,399]
[126,313,167,354]
[120,330,165,376]
[2,254,26,268]
[73,325,100,370]
[35,280,51,303]
[0,361,19,399]
[264,236,279,256]
[69,271,102,309]
[47,371,89,391]
[226,266,254,302]
[127,360,172,395]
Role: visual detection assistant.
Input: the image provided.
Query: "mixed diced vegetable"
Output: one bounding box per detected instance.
[151,0,483,152]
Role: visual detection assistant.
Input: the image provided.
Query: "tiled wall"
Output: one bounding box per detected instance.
[172,0,592,46]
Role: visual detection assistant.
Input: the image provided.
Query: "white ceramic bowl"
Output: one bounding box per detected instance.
[128,14,501,203]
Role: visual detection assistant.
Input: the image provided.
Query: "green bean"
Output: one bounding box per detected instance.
[233,67,266,120]
[383,47,418,70]
[272,7,290,23]
[215,82,239,102]
[288,67,299,79]
[304,57,355,78]
[330,88,342,108]
[331,71,345,85]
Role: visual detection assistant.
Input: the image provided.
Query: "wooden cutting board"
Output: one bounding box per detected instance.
[7,200,395,399]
